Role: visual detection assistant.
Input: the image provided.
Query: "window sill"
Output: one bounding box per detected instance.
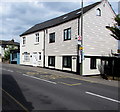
[23,61,30,62]
[64,39,71,41]
[63,66,71,68]
[22,45,25,47]
[48,65,55,67]
[90,68,97,70]
[49,42,55,43]
[34,43,39,45]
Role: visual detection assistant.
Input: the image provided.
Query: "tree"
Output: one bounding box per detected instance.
[106,14,120,40]
[4,45,15,61]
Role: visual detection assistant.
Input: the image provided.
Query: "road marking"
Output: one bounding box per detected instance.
[7,70,14,72]
[86,91,120,103]
[22,74,57,84]
[59,82,81,86]
[69,77,95,83]
[1,88,28,112]
[43,72,48,74]
[1,68,14,72]
[26,72,39,75]
[16,71,22,73]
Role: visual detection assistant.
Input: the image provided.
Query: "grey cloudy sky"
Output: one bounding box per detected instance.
[0,0,119,42]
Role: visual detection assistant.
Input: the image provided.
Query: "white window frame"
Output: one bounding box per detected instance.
[96,8,101,16]
[23,37,26,45]
[38,52,41,61]
[35,33,39,43]
[23,52,30,62]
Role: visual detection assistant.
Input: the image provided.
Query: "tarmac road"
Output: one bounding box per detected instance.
[1,63,120,111]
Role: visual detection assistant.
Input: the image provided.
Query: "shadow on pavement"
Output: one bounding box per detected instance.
[2,74,34,111]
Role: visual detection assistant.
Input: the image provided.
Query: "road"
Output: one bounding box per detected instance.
[1,63,120,111]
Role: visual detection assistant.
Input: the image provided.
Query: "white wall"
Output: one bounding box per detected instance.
[45,19,78,72]
[0,45,5,57]
[118,40,120,49]
[83,1,117,56]
[20,31,44,67]
[82,1,117,75]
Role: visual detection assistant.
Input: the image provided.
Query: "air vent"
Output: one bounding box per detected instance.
[76,11,81,14]
[63,16,68,19]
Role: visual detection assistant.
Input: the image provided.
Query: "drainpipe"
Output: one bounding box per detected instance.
[43,30,46,67]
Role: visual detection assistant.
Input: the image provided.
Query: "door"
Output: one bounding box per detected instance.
[32,52,38,66]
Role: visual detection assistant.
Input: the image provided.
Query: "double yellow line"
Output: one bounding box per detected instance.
[59,82,81,86]
[1,88,29,112]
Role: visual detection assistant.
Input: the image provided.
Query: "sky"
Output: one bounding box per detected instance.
[0,0,119,42]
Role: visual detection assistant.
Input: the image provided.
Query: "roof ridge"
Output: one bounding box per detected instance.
[36,2,101,26]
[20,1,101,36]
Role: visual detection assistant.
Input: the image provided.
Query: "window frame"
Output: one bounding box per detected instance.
[96,8,101,16]
[23,52,30,62]
[64,28,71,41]
[63,56,72,68]
[23,37,26,45]
[38,52,41,61]
[90,58,97,69]
[49,32,55,43]
[48,56,55,66]
[35,33,39,43]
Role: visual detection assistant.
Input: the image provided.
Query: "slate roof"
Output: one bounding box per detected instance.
[0,40,20,46]
[20,2,101,36]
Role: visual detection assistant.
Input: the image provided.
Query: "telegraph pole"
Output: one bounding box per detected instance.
[80,0,83,75]
[77,0,84,75]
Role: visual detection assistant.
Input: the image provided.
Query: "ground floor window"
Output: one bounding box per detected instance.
[90,58,96,69]
[48,56,55,66]
[38,52,41,61]
[12,53,17,60]
[23,52,30,62]
[63,56,72,68]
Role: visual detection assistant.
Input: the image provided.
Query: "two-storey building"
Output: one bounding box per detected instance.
[20,0,117,76]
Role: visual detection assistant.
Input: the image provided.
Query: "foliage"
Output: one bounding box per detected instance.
[4,45,15,61]
[106,14,120,40]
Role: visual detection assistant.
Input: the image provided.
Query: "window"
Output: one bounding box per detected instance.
[36,33,39,42]
[12,53,17,60]
[23,37,26,44]
[64,28,71,41]
[48,56,55,66]
[96,8,101,16]
[38,52,41,61]
[63,56,72,68]
[90,58,97,69]
[49,33,55,43]
[23,52,30,61]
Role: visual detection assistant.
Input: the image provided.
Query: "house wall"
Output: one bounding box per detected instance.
[82,1,117,75]
[20,31,44,67]
[45,19,78,72]
[0,45,5,57]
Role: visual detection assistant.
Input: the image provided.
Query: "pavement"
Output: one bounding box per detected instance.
[3,63,119,88]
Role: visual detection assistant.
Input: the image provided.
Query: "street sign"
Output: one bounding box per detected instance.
[79,46,83,50]
[78,35,82,41]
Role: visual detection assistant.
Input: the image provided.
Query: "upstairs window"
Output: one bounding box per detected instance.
[36,33,39,42]
[96,8,101,16]
[49,32,55,43]
[23,37,26,45]
[64,28,71,41]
